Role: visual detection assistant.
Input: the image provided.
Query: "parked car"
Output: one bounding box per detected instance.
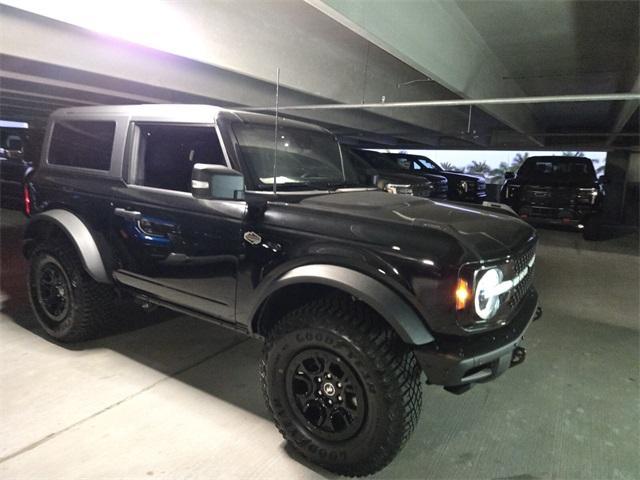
[354,149,449,198]
[23,105,541,476]
[500,155,605,238]
[344,147,446,198]
[0,132,33,208]
[380,152,488,203]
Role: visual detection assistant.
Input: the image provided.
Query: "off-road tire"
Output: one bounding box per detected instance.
[260,294,423,476]
[28,240,115,342]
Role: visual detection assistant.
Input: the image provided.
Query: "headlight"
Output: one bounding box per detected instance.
[577,187,598,204]
[386,183,413,195]
[474,268,503,320]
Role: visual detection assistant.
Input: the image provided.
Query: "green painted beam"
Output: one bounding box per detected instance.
[307,0,542,140]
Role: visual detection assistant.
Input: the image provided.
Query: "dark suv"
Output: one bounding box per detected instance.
[381,152,488,203]
[23,105,541,476]
[345,148,447,199]
[354,149,449,198]
[500,155,605,236]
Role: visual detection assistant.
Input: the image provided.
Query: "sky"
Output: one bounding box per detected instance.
[379,150,607,171]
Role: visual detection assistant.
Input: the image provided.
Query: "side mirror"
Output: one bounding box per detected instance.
[191,164,245,201]
[504,171,515,180]
[6,137,23,151]
[598,175,610,185]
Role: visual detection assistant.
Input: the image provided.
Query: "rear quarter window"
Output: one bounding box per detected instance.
[48,120,115,171]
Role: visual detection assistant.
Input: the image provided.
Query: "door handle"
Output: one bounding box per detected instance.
[114,208,142,220]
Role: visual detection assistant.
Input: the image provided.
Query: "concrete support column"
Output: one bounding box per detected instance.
[604,150,639,225]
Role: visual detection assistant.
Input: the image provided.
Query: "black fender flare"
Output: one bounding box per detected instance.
[23,209,111,284]
[252,264,434,346]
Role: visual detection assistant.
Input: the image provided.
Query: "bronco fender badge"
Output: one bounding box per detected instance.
[244,231,262,245]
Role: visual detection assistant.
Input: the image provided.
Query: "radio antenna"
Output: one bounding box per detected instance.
[272,67,280,195]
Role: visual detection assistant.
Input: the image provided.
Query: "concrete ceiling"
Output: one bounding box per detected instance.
[0,0,638,150]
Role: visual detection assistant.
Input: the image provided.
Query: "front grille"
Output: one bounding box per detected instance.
[508,247,535,309]
[523,186,573,206]
[412,184,432,198]
[530,206,559,218]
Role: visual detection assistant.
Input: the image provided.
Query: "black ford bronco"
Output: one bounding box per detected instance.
[23,105,541,476]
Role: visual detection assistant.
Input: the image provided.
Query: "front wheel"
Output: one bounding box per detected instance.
[260,295,423,476]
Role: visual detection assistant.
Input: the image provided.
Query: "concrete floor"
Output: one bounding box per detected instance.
[1,207,638,479]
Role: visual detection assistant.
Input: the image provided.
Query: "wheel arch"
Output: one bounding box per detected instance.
[23,209,112,284]
[251,264,434,346]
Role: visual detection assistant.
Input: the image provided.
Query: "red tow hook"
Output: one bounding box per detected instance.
[534,306,543,321]
[510,346,526,367]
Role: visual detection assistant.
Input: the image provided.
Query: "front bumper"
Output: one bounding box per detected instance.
[413,287,539,389]
[515,203,598,226]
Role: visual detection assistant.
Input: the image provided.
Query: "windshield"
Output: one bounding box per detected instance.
[519,157,596,180]
[359,151,408,173]
[232,123,365,190]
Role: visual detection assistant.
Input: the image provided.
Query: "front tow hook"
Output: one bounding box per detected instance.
[510,346,526,367]
[534,306,543,321]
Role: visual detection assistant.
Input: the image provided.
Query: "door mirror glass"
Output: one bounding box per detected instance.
[504,171,515,180]
[6,136,23,151]
[191,164,245,200]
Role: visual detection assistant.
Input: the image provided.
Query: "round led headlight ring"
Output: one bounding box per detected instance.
[474,268,503,320]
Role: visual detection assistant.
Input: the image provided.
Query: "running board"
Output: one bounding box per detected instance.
[134,293,251,337]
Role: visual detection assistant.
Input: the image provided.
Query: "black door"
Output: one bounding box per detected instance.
[111,123,246,322]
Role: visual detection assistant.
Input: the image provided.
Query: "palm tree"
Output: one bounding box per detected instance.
[562,151,586,157]
[511,152,529,170]
[488,161,512,184]
[466,160,491,176]
[440,161,459,172]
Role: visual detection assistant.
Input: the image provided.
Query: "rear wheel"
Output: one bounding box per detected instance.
[260,295,422,476]
[28,240,115,342]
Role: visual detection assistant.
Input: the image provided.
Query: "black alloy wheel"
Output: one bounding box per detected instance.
[35,258,71,325]
[286,348,366,442]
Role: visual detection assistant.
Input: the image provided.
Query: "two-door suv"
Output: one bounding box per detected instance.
[23,105,541,476]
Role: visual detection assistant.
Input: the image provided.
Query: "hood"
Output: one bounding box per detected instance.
[291,190,535,261]
[376,169,447,185]
[421,173,448,185]
[440,171,484,183]
[376,171,433,186]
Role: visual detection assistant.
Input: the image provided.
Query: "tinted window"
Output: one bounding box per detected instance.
[135,124,225,192]
[359,151,406,172]
[395,157,412,170]
[49,121,115,170]
[519,157,595,179]
[232,123,363,190]
[416,158,439,171]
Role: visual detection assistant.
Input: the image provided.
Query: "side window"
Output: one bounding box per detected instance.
[49,121,115,170]
[134,124,226,193]
[417,159,436,170]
